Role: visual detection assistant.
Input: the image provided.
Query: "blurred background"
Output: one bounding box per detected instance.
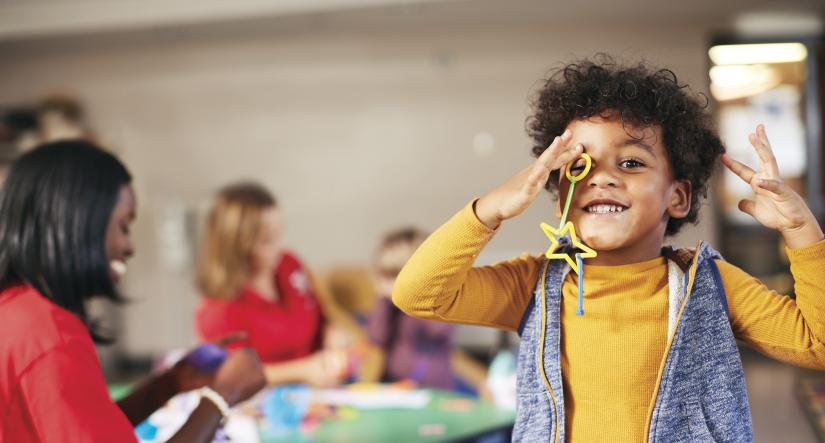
[1,0,824,441]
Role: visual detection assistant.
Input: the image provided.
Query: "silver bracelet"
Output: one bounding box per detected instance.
[197,386,231,422]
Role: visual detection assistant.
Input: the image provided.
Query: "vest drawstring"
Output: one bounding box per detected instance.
[576,253,584,316]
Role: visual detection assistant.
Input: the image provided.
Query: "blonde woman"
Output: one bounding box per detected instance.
[195,182,358,387]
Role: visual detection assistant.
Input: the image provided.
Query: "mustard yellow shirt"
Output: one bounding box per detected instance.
[392,201,825,442]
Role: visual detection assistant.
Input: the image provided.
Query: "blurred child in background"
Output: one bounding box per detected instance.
[366,228,489,397]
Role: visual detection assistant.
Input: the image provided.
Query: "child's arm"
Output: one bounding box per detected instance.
[719,247,825,368]
[721,124,825,367]
[393,130,583,330]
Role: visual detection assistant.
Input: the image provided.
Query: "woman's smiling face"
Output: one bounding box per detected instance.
[105,185,136,283]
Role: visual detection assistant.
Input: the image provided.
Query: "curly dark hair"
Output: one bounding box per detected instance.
[527,55,724,236]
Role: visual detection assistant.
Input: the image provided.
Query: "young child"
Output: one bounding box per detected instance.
[365,228,489,396]
[392,57,825,442]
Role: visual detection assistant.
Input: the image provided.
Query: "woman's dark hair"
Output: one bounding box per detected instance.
[0,140,132,341]
[527,54,725,235]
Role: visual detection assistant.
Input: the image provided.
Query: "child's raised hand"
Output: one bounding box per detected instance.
[475,129,583,229]
[721,124,823,249]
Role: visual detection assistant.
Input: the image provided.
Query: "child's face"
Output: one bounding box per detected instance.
[560,115,690,263]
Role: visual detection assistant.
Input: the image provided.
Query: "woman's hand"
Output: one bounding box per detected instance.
[166,348,265,443]
[324,325,355,350]
[721,124,823,249]
[210,348,266,406]
[304,349,348,388]
[475,129,582,229]
[170,332,247,393]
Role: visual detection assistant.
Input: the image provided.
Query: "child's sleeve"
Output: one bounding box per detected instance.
[392,200,542,332]
[722,239,825,369]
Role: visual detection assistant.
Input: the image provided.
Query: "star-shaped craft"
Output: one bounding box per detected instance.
[540,221,597,273]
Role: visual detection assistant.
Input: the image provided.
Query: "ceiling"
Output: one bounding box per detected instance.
[0,0,822,43]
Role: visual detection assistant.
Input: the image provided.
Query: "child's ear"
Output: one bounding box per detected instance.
[667,180,692,219]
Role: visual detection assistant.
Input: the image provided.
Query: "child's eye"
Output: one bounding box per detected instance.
[619,159,645,169]
[569,157,588,173]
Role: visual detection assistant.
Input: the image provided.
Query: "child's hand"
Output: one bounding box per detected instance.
[475,129,582,229]
[721,124,823,249]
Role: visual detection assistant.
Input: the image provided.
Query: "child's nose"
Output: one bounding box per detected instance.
[586,165,619,188]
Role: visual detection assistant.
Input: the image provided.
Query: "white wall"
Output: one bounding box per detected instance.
[0,19,718,355]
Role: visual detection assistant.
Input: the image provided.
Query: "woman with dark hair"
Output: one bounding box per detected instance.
[0,140,266,442]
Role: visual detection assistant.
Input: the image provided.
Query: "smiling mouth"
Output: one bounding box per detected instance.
[110,260,128,278]
[583,203,629,214]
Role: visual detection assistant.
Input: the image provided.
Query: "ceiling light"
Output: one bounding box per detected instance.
[709,43,807,65]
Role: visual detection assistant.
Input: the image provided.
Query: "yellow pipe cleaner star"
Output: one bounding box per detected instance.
[540,152,597,274]
[540,221,597,274]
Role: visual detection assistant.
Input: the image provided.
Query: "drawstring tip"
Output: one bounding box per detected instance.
[576,309,584,316]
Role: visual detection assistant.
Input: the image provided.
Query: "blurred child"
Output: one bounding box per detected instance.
[367,228,489,397]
